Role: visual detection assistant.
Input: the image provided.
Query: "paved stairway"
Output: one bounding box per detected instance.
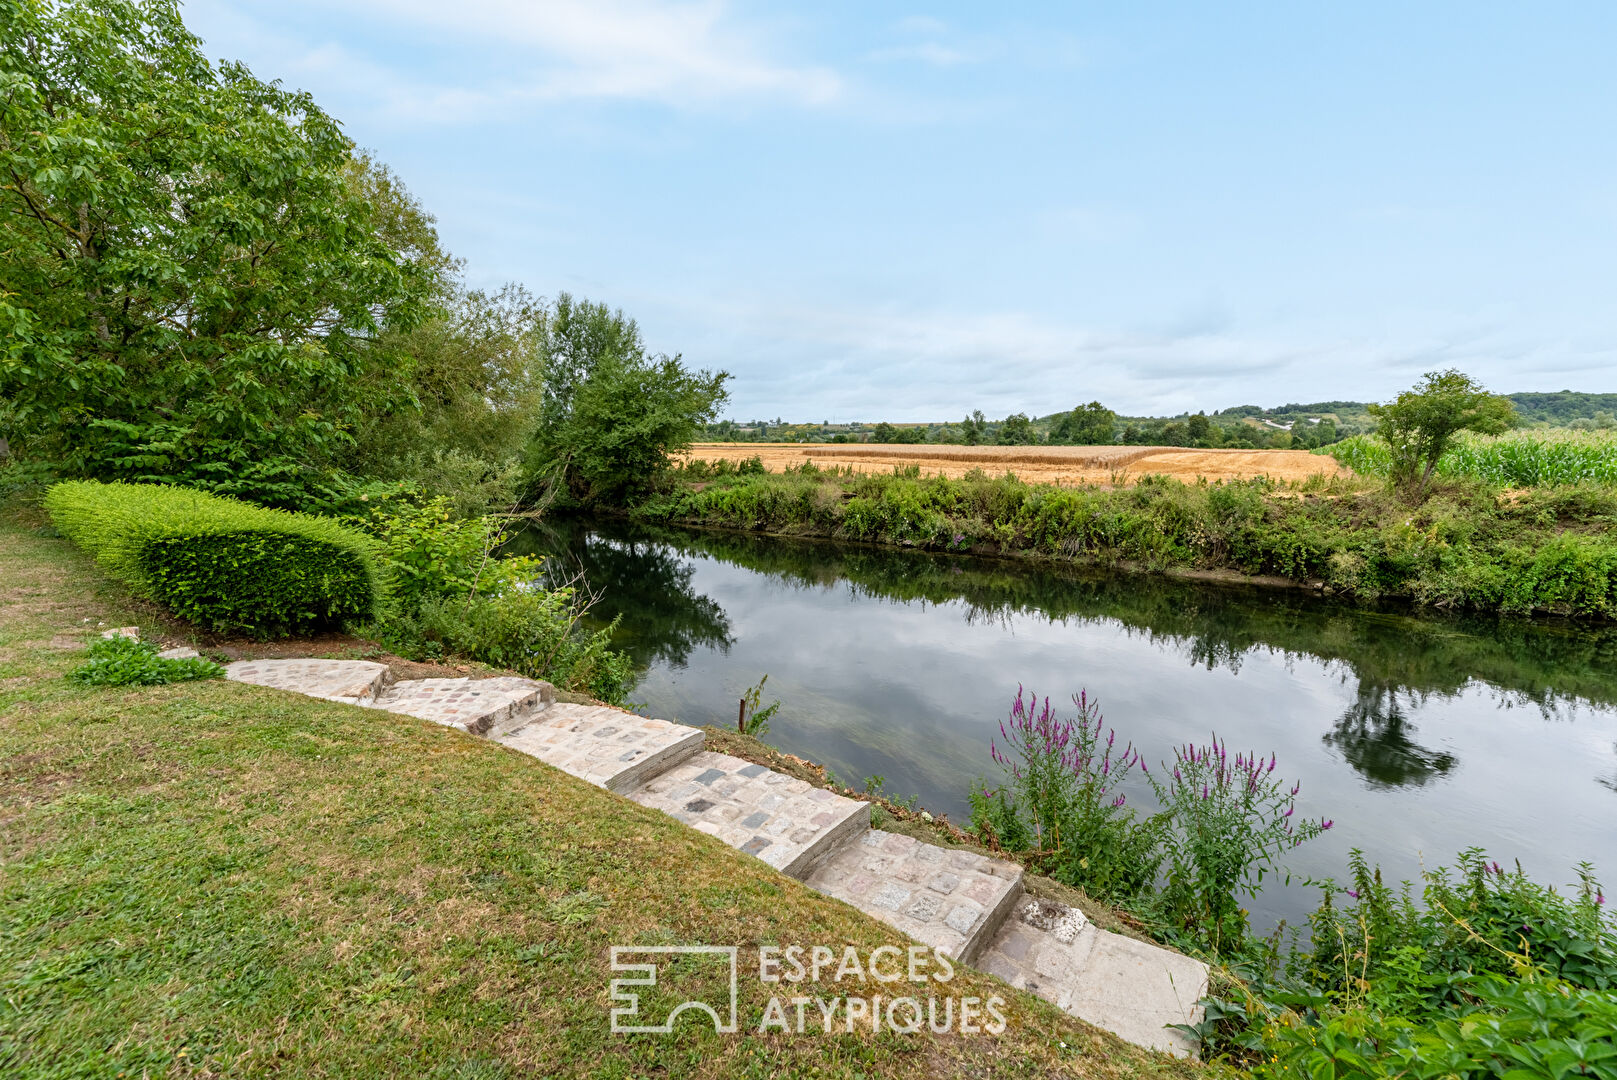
[225,658,1206,1056]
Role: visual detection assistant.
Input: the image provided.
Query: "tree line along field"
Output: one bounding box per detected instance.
[681,442,1351,486]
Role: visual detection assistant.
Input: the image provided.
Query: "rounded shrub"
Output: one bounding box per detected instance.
[44,480,388,637]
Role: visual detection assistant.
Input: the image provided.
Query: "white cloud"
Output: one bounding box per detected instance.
[662,294,1613,419]
[318,0,842,108]
[865,41,973,67]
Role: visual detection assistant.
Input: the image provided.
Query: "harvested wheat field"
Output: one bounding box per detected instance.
[681,442,1349,486]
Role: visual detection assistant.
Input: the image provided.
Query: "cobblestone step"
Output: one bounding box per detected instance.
[225,659,393,704]
[369,676,554,737]
[627,751,870,878]
[495,703,705,793]
[978,896,1208,1057]
[804,829,1023,965]
[222,659,1208,1057]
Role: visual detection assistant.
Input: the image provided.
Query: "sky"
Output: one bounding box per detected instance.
[182,1,1617,421]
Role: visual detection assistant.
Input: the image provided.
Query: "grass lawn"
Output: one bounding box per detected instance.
[0,506,1200,1079]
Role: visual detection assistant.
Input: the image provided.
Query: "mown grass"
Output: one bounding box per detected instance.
[0,507,1198,1079]
[1326,429,1617,487]
[637,465,1617,618]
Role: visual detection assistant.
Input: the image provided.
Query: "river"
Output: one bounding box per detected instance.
[510,518,1617,932]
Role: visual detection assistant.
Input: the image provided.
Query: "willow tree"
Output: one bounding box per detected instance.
[0,0,441,505]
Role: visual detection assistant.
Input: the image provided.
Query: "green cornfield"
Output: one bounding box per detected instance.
[1326,430,1617,486]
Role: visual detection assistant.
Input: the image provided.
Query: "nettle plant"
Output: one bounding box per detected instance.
[1150,735,1331,946]
[971,689,1161,900]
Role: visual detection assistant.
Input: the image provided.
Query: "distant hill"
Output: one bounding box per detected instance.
[1210,391,1617,429]
[1505,391,1617,424]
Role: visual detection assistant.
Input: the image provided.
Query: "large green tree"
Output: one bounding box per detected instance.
[1050,401,1116,445]
[526,294,728,505]
[1369,369,1515,497]
[0,0,441,505]
[997,412,1037,445]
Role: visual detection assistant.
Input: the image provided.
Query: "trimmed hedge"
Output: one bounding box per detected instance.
[44,480,388,637]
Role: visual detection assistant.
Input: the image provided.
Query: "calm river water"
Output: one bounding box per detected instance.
[511,519,1617,931]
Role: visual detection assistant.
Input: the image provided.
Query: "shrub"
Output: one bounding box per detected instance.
[360,497,508,610]
[378,587,633,704]
[1305,850,1617,1001]
[68,635,223,686]
[1148,736,1330,949]
[44,480,386,637]
[970,689,1161,901]
[1194,849,1617,1066]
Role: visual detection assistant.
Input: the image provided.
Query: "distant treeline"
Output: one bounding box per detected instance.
[708,391,1615,446]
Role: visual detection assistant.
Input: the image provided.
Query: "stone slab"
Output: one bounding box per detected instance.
[805,830,1023,964]
[225,659,393,704]
[628,751,871,878]
[496,702,704,792]
[979,897,1207,1058]
[371,676,554,737]
[158,646,200,659]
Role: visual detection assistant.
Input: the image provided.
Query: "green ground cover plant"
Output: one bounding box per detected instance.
[67,635,223,687]
[43,480,387,637]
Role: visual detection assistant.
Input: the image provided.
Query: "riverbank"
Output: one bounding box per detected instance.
[0,506,1199,1079]
[632,465,1617,618]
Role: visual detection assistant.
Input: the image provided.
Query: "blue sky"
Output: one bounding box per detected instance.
[183,1,1616,421]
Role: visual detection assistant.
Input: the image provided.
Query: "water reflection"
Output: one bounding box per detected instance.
[1322,684,1458,789]
[511,520,734,669]
[512,518,1617,928]
[525,519,1617,731]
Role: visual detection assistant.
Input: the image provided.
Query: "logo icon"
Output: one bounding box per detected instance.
[609,945,739,1034]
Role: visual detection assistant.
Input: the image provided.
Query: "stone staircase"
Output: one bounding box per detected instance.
[225,659,1207,1056]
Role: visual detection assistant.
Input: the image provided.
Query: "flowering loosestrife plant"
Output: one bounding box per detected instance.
[971,687,1161,900]
[1149,734,1329,946]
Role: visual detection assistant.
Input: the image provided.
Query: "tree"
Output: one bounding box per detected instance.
[525,293,728,506]
[0,0,441,506]
[997,412,1036,445]
[1050,401,1116,445]
[1368,370,1514,497]
[871,421,901,443]
[1186,413,1214,447]
[344,283,547,514]
[960,410,987,445]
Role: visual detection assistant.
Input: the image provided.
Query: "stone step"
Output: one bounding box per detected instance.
[627,751,870,878]
[804,830,1023,966]
[978,896,1208,1058]
[369,676,554,737]
[225,659,394,704]
[495,703,705,793]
